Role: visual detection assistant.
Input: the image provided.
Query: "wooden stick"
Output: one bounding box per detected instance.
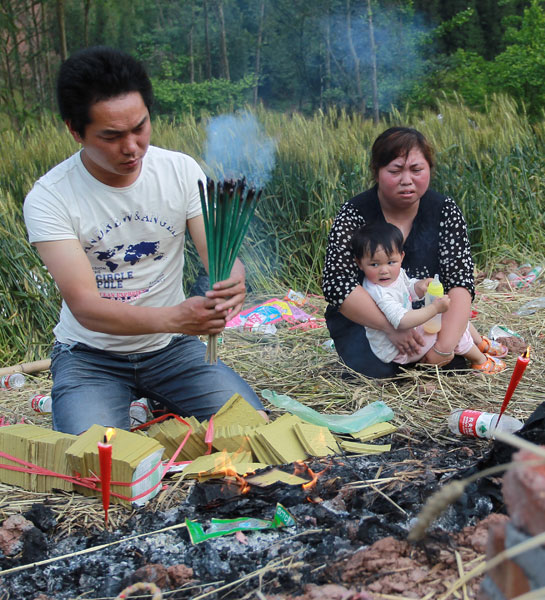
[0,359,51,377]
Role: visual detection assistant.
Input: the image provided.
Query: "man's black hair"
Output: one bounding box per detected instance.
[57,46,153,138]
[350,221,404,260]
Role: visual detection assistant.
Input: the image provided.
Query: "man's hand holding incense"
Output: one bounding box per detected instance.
[174,296,229,336]
[206,258,247,322]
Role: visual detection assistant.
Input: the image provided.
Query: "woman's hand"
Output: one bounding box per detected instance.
[386,327,425,356]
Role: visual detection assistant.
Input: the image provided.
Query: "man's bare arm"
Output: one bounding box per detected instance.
[34,239,227,336]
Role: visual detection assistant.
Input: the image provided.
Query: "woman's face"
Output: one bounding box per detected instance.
[376,147,431,210]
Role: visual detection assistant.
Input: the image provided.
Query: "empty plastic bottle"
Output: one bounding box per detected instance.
[129,398,151,428]
[423,275,444,334]
[524,265,543,284]
[1,373,26,390]
[29,394,52,413]
[448,408,523,439]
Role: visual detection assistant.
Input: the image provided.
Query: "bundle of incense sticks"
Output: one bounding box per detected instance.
[198,177,261,363]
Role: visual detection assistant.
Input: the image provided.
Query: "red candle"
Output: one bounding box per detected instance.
[497,347,530,425]
[98,427,115,525]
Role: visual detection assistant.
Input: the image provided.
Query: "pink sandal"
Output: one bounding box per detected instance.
[478,335,508,358]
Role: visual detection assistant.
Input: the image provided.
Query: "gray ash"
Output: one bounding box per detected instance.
[0,435,500,599]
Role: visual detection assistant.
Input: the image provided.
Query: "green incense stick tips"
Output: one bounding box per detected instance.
[199,177,261,364]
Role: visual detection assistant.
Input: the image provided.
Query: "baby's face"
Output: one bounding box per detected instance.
[356,246,403,287]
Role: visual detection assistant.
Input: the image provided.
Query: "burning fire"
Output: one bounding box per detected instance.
[294,461,329,497]
[104,427,115,443]
[523,346,530,359]
[214,450,251,494]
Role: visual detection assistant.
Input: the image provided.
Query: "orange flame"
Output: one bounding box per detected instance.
[523,346,531,359]
[214,450,251,494]
[293,461,330,493]
[104,427,115,443]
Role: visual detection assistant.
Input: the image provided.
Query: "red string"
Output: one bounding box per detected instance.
[204,415,214,455]
[0,414,194,503]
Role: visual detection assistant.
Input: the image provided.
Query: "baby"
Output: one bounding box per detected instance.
[350,221,506,374]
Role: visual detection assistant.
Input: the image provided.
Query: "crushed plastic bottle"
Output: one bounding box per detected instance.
[523,265,543,284]
[129,398,151,427]
[1,373,26,390]
[321,339,335,351]
[489,325,523,341]
[29,394,52,413]
[507,266,543,289]
[448,408,523,439]
[515,297,545,316]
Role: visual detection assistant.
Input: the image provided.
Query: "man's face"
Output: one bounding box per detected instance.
[69,91,151,187]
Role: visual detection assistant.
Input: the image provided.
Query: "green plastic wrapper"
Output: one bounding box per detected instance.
[261,389,394,434]
[185,503,296,544]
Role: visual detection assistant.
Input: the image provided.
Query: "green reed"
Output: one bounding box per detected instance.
[2,96,545,363]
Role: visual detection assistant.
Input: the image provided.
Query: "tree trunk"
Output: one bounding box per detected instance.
[203,0,212,79]
[189,0,195,83]
[346,0,364,112]
[216,0,230,81]
[155,0,165,30]
[253,0,265,106]
[324,7,331,91]
[56,0,68,61]
[28,0,42,104]
[6,0,26,103]
[83,0,91,47]
[367,0,379,124]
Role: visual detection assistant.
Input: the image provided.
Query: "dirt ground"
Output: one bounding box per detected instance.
[1,266,545,599]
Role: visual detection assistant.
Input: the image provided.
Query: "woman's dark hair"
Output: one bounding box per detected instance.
[351,221,404,261]
[57,46,153,138]
[370,127,434,179]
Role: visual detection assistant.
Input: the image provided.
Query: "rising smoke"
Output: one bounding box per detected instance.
[203,112,276,190]
[200,112,278,291]
[324,4,430,111]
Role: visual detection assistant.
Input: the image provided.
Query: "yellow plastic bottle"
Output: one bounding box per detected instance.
[423,274,444,334]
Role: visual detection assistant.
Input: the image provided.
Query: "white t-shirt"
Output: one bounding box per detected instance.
[24,145,205,353]
[363,270,421,362]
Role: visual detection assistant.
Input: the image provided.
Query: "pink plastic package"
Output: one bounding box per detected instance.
[226,298,312,330]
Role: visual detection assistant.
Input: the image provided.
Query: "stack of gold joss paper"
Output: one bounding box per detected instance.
[65,424,164,507]
[0,424,77,492]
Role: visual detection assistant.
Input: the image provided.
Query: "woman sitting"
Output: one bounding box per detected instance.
[322,126,507,378]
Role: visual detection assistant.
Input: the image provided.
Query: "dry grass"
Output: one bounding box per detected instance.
[0,277,543,533]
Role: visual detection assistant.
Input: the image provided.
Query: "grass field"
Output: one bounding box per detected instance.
[1,95,545,363]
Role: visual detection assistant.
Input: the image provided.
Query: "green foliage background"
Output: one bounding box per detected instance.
[3,1,545,364]
[3,1,545,125]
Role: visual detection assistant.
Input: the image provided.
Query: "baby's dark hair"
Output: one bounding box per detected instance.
[351,221,404,260]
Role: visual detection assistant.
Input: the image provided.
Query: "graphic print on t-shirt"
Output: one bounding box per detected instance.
[94,241,165,271]
[92,238,167,301]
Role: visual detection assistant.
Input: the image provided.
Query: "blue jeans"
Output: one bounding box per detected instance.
[50,335,264,434]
